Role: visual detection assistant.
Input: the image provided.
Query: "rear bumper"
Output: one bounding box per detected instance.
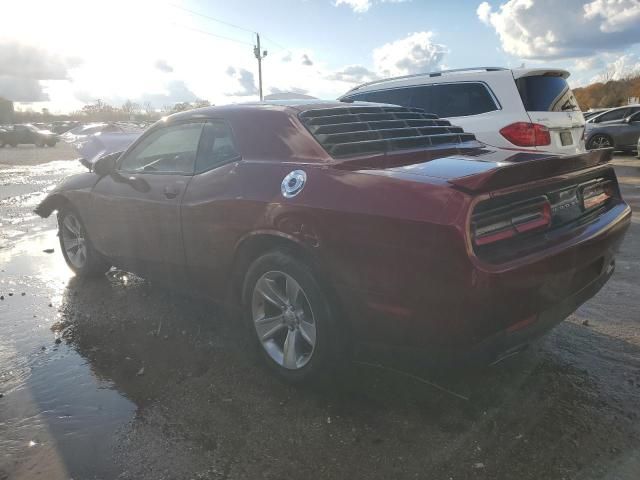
[467,256,615,364]
[341,203,630,359]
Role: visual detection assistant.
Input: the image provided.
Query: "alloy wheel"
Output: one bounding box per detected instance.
[251,270,317,370]
[61,213,88,269]
[590,135,612,149]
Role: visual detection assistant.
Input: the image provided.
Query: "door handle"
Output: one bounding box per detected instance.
[164,185,180,199]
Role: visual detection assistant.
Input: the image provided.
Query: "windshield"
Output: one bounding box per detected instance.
[516,75,580,112]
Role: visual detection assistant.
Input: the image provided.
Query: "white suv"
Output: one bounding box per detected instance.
[339,67,586,155]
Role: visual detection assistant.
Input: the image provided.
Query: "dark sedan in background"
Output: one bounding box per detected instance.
[36,101,630,382]
[586,105,640,152]
[0,124,58,147]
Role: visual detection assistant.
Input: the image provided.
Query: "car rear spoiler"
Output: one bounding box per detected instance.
[448,148,613,193]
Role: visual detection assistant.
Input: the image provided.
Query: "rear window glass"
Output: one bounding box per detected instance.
[347,82,498,118]
[516,75,579,112]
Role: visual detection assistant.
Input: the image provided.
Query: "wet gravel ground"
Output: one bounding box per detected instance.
[1,147,639,479]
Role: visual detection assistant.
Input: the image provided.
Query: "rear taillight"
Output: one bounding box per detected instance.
[499,122,551,147]
[472,197,551,246]
[580,179,613,211]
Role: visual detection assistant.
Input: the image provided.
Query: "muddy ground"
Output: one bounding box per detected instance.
[0,146,639,480]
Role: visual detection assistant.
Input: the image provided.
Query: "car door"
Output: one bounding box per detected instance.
[13,125,28,144]
[88,121,205,284]
[179,120,243,300]
[619,112,640,148]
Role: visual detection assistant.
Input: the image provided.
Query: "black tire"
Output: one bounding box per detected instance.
[242,250,347,383]
[47,141,56,147]
[58,207,110,277]
[35,139,45,148]
[587,134,613,150]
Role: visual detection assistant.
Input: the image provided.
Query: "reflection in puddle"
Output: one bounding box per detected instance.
[0,231,135,478]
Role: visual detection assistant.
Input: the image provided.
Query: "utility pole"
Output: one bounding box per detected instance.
[254,33,267,101]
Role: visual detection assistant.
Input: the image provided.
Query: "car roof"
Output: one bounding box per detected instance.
[341,66,570,96]
[165,100,362,122]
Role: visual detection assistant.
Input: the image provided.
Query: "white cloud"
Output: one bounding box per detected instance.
[326,65,380,83]
[477,0,640,59]
[477,1,492,23]
[225,67,258,97]
[154,59,174,73]
[334,0,411,13]
[0,41,82,102]
[583,0,640,33]
[573,57,603,71]
[334,0,372,13]
[373,32,447,77]
[597,53,640,80]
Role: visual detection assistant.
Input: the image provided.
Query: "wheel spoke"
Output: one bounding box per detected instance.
[282,328,299,369]
[298,319,316,347]
[255,276,287,308]
[63,216,79,235]
[285,276,301,307]
[64,237,80,251]
[254,314,286,340]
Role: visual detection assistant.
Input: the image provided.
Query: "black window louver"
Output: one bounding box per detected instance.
[299,105,477,157]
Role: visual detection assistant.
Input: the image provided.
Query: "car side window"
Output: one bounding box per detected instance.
[597,108,628,122]
[119,122,204,174]
[347,88,414,107]
[426,83,498,117]
[195,121,240,173]
[629,112,640,123]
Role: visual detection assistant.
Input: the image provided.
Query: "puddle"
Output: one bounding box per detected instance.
[0,231,136,478]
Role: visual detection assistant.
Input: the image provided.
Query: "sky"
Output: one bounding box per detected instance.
[1,0,640,113]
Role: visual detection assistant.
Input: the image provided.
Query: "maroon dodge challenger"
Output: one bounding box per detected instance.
[36,101,631,382]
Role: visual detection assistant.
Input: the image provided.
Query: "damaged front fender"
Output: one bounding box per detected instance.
[34,172,100,218]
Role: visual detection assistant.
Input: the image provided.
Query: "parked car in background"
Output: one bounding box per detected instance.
[0,124,58,147]
[585,108,640,152]
[583,109,610,121]
[586,105,640,126]
[61,122,145,144]
[51,121,80,134]
[340,67,586,155]
[36,101,630,382]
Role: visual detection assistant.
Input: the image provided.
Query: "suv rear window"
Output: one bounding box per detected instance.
[515,75,579,112]
[346,82,498,118]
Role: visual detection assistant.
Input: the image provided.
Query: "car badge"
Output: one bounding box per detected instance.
[281,170,307,198]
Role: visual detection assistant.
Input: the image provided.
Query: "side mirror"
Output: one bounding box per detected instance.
[127,176,150,193]
[93,153,118,176]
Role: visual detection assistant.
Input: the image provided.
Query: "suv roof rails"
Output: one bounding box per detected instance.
[345,67,509,93]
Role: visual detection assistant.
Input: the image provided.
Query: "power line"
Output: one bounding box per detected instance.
[172,23,254,46]
[169,3,256,34]
[261,35,291,54]
[169,4,293,101]
[170,3,291,54]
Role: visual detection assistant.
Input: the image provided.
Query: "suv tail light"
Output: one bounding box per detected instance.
[580,179,613,211]
[499,122,551,147]
[472,197,551,246]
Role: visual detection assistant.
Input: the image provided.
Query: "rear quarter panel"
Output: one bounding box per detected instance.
[179,159,469,349]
